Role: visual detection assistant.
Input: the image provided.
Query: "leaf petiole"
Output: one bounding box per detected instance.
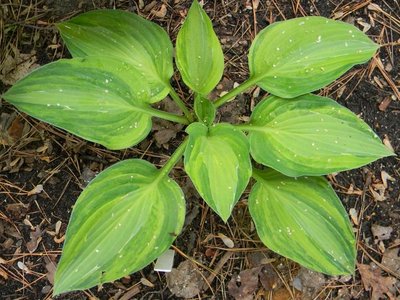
[214,76,259,108]
[146,107,190,125]
[168,85,195,122]
[158,138,189,179]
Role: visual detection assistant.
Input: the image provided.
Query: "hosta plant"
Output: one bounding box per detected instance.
[2,1,394,295]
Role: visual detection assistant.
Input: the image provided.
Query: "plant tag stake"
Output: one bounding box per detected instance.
[154,249,175,272]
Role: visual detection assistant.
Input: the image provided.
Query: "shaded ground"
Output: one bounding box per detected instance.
[1,0,399,299]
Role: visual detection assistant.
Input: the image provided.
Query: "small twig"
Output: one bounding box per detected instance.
[373,56,400,100]
[203,251,234,291]
[119,284,141,300]
[5,22,54,30]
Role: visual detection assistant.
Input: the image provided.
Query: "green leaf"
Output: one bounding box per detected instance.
[3,57,157,150]
[247,94,394,176]
[248,16,379,98]
[58,9,173,102]
[249,168,356,275]
[194,94,216,125]
[176,0,224,95]
[53,159,185,295]
[184,123,252,222]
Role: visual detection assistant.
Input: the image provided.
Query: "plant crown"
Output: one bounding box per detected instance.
[2,1,394,295]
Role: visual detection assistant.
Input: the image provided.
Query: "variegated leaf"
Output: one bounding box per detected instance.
[54,159,185,295]
[249,16,378,98]
[58,9,173,102]
[249,168,355,275]
[2,57,158,150]
[247,94,394,176]
[194,94,216,125]
[184,123,251,221]
[176,0,224,95]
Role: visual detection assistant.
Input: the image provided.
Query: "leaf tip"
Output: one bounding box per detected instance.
[2,90,8,100]
[378,141,396,159]
[55,21,68,33]
[216,208,232,223]
[52,279,68,297]
[220,215,230,223]
[345,263,356,275]
[52,266,78,296]
[191,0,200,7]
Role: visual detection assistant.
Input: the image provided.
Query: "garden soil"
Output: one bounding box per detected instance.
[0,0,399,299]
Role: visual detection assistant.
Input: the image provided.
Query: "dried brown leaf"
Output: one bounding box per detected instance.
[2,238,14,249]
[144,1,157,12]
[356,18,371,32]
[152,98,183,148]
[371,224,393,243]
[152,4,167,18]
[383,135,394,152]
[293,267,326,298]
[369,185,386,201]
[228,267,260,300]
[218,233,234,248]
[345,184,363,196]
[247,251,271,267]
[2,217,22,239]
[45,258,56,285]
[273,288,302,300]
[367,3,383,12]
[6,203,28,219]
[23,218,35,230]
[26,226,42,253]
[7,116,24,142]
[153,128,178,147]
[358,263,396,300]
[27,184,44,196]
[259,264,279,291]
[0,47,39,85]
[381,171,395,189]
[349,208,359,226]
[166,260,205,299]
[381,247,400,274]
[0,113,30,146]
